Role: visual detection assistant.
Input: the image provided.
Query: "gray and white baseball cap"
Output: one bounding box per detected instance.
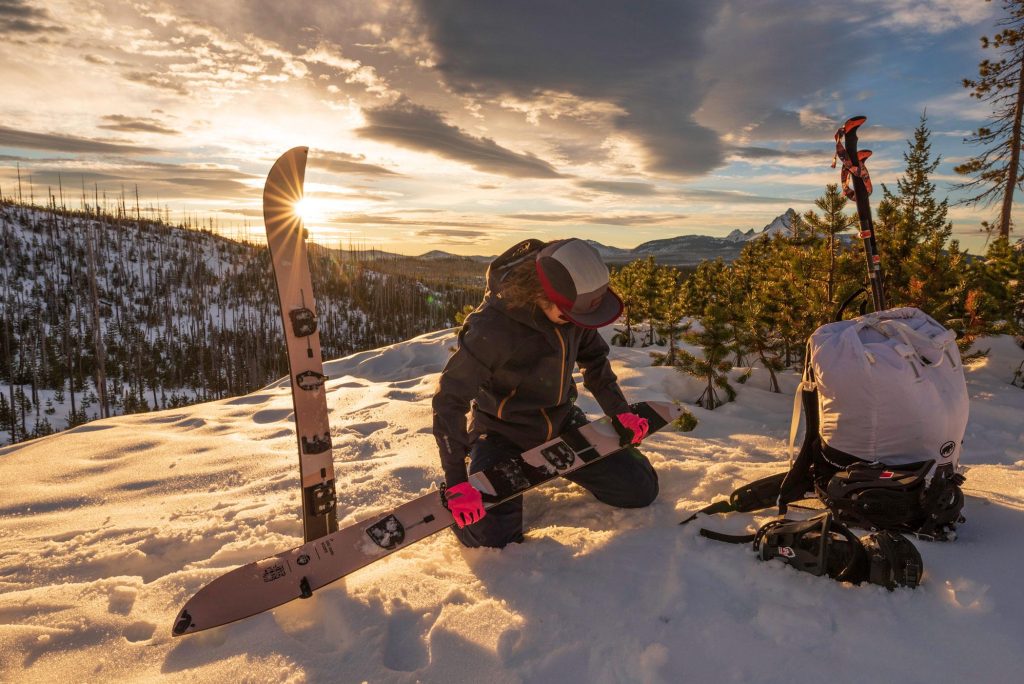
[535,238,624,328]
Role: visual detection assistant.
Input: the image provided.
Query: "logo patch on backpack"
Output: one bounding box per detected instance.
[940,441,956,458]
[778,546,796,558]
[879,471,895,479]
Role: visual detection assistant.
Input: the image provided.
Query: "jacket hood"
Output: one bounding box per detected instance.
[484,239,550,331]
[485,238,546,296]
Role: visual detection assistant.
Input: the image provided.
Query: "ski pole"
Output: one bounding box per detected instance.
[833,115,887,312]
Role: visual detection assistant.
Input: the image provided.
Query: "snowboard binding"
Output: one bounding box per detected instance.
[701,511,923,590]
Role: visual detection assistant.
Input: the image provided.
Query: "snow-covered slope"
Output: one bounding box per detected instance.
[1,329,1022,682]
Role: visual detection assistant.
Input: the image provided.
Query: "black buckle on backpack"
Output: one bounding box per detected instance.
[820,459,964,541]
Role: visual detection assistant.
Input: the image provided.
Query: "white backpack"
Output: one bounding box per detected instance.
[805,307,969,469]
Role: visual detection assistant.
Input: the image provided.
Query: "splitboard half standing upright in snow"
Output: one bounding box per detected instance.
[171,401,682,637]
[264,147,338,542]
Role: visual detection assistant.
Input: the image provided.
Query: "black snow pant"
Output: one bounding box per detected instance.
[451,412,659,549]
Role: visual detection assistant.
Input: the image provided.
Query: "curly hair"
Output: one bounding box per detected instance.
[498,258,547,311]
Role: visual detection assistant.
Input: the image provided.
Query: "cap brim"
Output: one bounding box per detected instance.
[559,289,624,329]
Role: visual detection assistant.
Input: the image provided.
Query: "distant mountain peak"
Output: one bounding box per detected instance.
[725,209,798,243]
[758,208,797,239]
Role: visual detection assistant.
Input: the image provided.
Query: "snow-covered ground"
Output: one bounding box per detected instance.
[1,328,1022,683]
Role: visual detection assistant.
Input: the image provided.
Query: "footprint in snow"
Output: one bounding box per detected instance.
[123,620,157,643]
[382,600,433,672]
[346,421,389,437]
[223,393,273,406]
[251,407,294,425]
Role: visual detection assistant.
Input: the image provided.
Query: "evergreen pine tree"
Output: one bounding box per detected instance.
[649,263,690,366]
[801,183,859,319]
[729,236,797,392]
[958,237,1024,342]
[676,260,738,409]
[876,115,964,320]
[679,258,728,318]
[610,258,655,347]
[676,302,737,410]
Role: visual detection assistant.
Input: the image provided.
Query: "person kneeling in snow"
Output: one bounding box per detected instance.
[432,238,658,548]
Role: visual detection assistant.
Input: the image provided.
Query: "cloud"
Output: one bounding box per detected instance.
[544,136,611,166]
[0,0,66,36]
[415,0,722,176]
[876,0,994,34]
[415,1,946,176]
[734,108,840,143]
[2,169,126,188]
[675,188,806,205]
[301,41,396,98]
[694,2,853,140]
[83,53,115,65]
[728,146,831,161]
[412,228,489,239]
[98,115,180,136]
[505,212,684,226]
[160,176,254,195]
[309,150,400,177]
[330,213,492,230]
[0,126,160,154]
[571,179,802,204]
[576,180,659,196]
[357,99,564,178]
[1,158,263,202]
[76,4,416,105]
[317,187,398,203]
[123,71,192,97]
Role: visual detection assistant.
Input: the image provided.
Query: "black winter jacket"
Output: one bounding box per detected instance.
[432,240,630,485]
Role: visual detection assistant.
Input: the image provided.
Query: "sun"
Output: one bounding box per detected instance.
[293,197,318,223]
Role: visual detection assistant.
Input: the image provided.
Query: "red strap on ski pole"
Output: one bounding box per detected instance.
[832,115,886,312]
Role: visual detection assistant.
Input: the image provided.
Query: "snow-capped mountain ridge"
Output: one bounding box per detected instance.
[589,209,798,265]
[420,210,800,266]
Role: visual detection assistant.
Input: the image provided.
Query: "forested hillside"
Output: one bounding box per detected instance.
[0,200,483,444]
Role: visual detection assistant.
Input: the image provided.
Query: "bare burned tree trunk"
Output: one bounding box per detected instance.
[86,222,109,418]
[956,2,1024,238]
[999,60,1024,238]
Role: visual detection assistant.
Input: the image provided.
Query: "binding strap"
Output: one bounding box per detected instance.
[699,528,755,544]
[678,472,789,525]
[699,511,923,589]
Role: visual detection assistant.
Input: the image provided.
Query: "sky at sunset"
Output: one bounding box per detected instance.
[0,0,1011,255]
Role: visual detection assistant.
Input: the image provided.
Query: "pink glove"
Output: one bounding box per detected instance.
[614,412,649,446]
[445,482,486,528]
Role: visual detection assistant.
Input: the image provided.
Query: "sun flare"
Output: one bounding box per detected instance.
[293,197,317,224]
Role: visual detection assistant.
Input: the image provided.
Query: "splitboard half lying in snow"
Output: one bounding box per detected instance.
[172,401,682,637]
[264,147,339,542]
